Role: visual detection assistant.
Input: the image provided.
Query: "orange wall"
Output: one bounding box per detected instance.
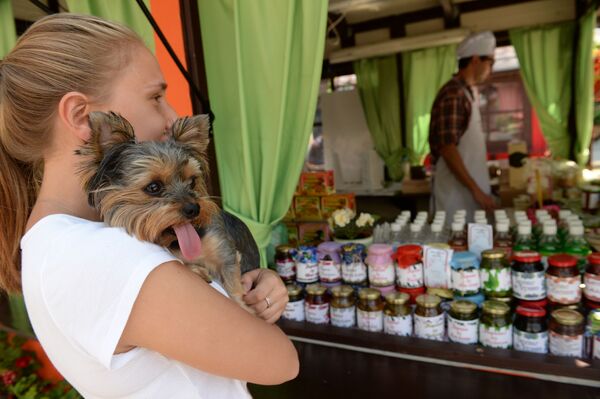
[150,0,193,117]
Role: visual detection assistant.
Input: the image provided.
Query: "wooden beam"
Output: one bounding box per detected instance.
[439,0,460,28]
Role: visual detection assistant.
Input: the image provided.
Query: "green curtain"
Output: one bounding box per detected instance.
[510,22,575,160]
[66,0,155,52]
[354,56,404,179]
[197,0,328,266]
[403,44,457,165]
[574,9,596,165]
[0,0,16,58]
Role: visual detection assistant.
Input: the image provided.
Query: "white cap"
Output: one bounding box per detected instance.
[519,219,532,228]
[475,218,488,225]
[417,211,428,217]
[431,223,443,233]
[457,31,496,58]
[518,224,531,235]
[410,223,422,233]
[514,210,527,218]
[435,211,446,217]
[543,219,557,227]
[558,210,572,219]
[569,225,584,236]
[568,215,581,222]
[495,222,509,233]
[391,223,401,232]
[401,210,411,218]
[455,209,467,216]
[452,222,464,231]
[543,224,557,235]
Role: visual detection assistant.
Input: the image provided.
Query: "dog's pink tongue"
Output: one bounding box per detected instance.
[173,223,202,261]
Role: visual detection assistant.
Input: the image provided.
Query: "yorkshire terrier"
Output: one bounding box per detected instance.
[76,111,259,310]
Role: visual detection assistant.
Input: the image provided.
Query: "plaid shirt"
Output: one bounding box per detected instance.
[428,76,473,165]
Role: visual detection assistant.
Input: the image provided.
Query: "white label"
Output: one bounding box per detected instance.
[451,269,480,293]
[423,245,453,288]
[479,324,512,348]
[341,262,367,283]
[513,329,548,354]
[480,268,511,293]
[330,306,355,328]
[549,331,583,357]
[468,223,494,259]
[447,315,478,344]
[584,273,600,302]
[396,262,424,288]
[368,263,395,286]
[384,314,412,336]
[512,271,546,300]
[282,299,305,322]
[305,302,329,324]
[594,336,600,360]
[276,260,295,279]
[318,260,342,282]
[357,309,383,332]
[546,275,582,304]
[296,261,318,283]
[414,313,445,341]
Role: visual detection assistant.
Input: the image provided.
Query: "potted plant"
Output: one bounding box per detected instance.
[328,208,377,245]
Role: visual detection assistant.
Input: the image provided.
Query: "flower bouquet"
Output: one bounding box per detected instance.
[328,208,377,244]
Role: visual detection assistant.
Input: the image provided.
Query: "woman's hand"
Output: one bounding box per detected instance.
[241,269,288,324]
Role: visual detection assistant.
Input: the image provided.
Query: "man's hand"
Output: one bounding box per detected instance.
[241,269,288,324]
[472,188,497,211]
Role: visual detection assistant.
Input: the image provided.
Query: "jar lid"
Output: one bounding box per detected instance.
[551,309,584,326]
[385,292,410,305]
[450,300,477,314]
[368,244,393,256]
[429,243,452,250]
[317,241,342,253]
[513,250,541,263]
[519,298,548,308]
[416,294,442,308]
[481,249,506,259]
[454,292,485,307]
[588,253,600,266]
[451,251,479,269]
[276,245,296,255]
[358,288,381,300]
[482,300,510,315]
[395,244,422,256]
[426,287,453,300]
[516,305,546,318]
[330,285,354,298]
[305,283,327,296]
[286,284,303,296]
[548,254,577,268]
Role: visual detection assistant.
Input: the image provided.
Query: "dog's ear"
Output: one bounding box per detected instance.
[168,114,210,159]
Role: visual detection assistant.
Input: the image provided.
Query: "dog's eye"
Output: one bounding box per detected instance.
[144,181,163,196]
[189,176,197,190]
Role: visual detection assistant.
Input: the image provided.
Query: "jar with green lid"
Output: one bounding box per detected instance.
[275,245,296,283]
[480,249,512,298]
[448,300,479,345]
[282,284,304,322]
[304,283,329,325]
[357,288,384,332]
[549,309,584,357]
[383,292,412,336]
[479,300,512,349]
[414,294,445,341]
[330,285,356,328]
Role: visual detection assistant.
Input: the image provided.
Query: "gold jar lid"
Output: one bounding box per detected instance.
[358,288,381,300]
[330,285,354,298]
[482,300,510,315]
[415,294,441,308]
[276,244,296,255]
[551,309,584,326]
[385,292,410,305]
[428,243,450,250]
[450,300,477,314]
[286,284,303,296]
[481,249,506,259]
[427,287,453,300]
[305,283,327,296]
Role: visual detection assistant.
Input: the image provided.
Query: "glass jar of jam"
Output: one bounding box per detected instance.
[275,245,296,283]
[511,250,546,301]
[546,254,581,305]
[383,292,412,336]
[450,251,480,297]
[513,306,548,354]
[447,300,479,345]
[584,253,600,302]
[549,309,585,357]
[317,241,342,285]
[414,294,445,341]
[282,284,305,322]
[366,244,395,289]
[340,243,368,288]
[394,245,424,289]
[480,249,512,298]
[304,283,330,324]
[357,288,384,332]
[479,300,512,349]
[427,287,454,313]
[330,285,356,328]
[397,286,426,306]
[296,246,319,285]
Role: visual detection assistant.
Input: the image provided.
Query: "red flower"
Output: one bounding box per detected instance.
[14,356,31,368]
[1,370,17,386]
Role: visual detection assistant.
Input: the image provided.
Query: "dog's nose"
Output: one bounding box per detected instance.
[182,203,200,219]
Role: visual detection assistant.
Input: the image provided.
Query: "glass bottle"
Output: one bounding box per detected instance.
[513,223,536,252]
[538,223,561,270]
[448,222,467,252]
[563,224,591,274]
[493,222,512,259]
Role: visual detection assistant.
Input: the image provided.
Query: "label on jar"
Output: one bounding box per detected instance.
[396,262,424,288]
[296,261,319,283]
[276,260,296,279]
[546,274,581,304]
[342,262,367,284]
[305,302,329,324]
[480,268,511,294]
[511,270,546,300]
[479,324,512,348]
[594,336,600,360]
[451,269,480,293]
[414,313,445,341]
[584,272,600,302]
[318,260,341,282]
[447,315,478,344]
[330,306,355,328]
[549,331,583,357]
[282,299,305,322]
[357,309,383,332]
[384,314,412,336]
[368,263,395,286]
[513,328,548,354]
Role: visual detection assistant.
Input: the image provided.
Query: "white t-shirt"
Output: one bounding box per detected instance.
[20,214,251,399]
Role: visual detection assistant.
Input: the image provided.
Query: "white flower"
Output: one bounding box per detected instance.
[331,207,355,228]
[356,213,375,228]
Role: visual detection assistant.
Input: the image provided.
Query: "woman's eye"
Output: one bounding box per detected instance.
[144,181,163,195]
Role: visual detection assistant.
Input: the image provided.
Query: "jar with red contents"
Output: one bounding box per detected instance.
[546,254,582,305]
[512,251,546,301]
[513,306,548,354]
[394,245,424,289]
[584,253,600,303]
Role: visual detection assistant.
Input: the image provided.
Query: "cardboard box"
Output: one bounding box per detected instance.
[294,196,322,221]
[299,171,335,196]
[321,193,356,219]
[282,203,295,222]
[285,223,299,247]
[297,222,330,246]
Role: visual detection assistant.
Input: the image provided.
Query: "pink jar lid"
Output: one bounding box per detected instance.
[368,244,393,256]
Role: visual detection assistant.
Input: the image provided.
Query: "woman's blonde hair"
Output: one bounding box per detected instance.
[0,13,144,292]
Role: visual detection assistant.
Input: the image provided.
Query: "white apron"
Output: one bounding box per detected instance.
[432,86,491,221]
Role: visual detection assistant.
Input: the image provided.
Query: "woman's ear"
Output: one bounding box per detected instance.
[57,91,93,141]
